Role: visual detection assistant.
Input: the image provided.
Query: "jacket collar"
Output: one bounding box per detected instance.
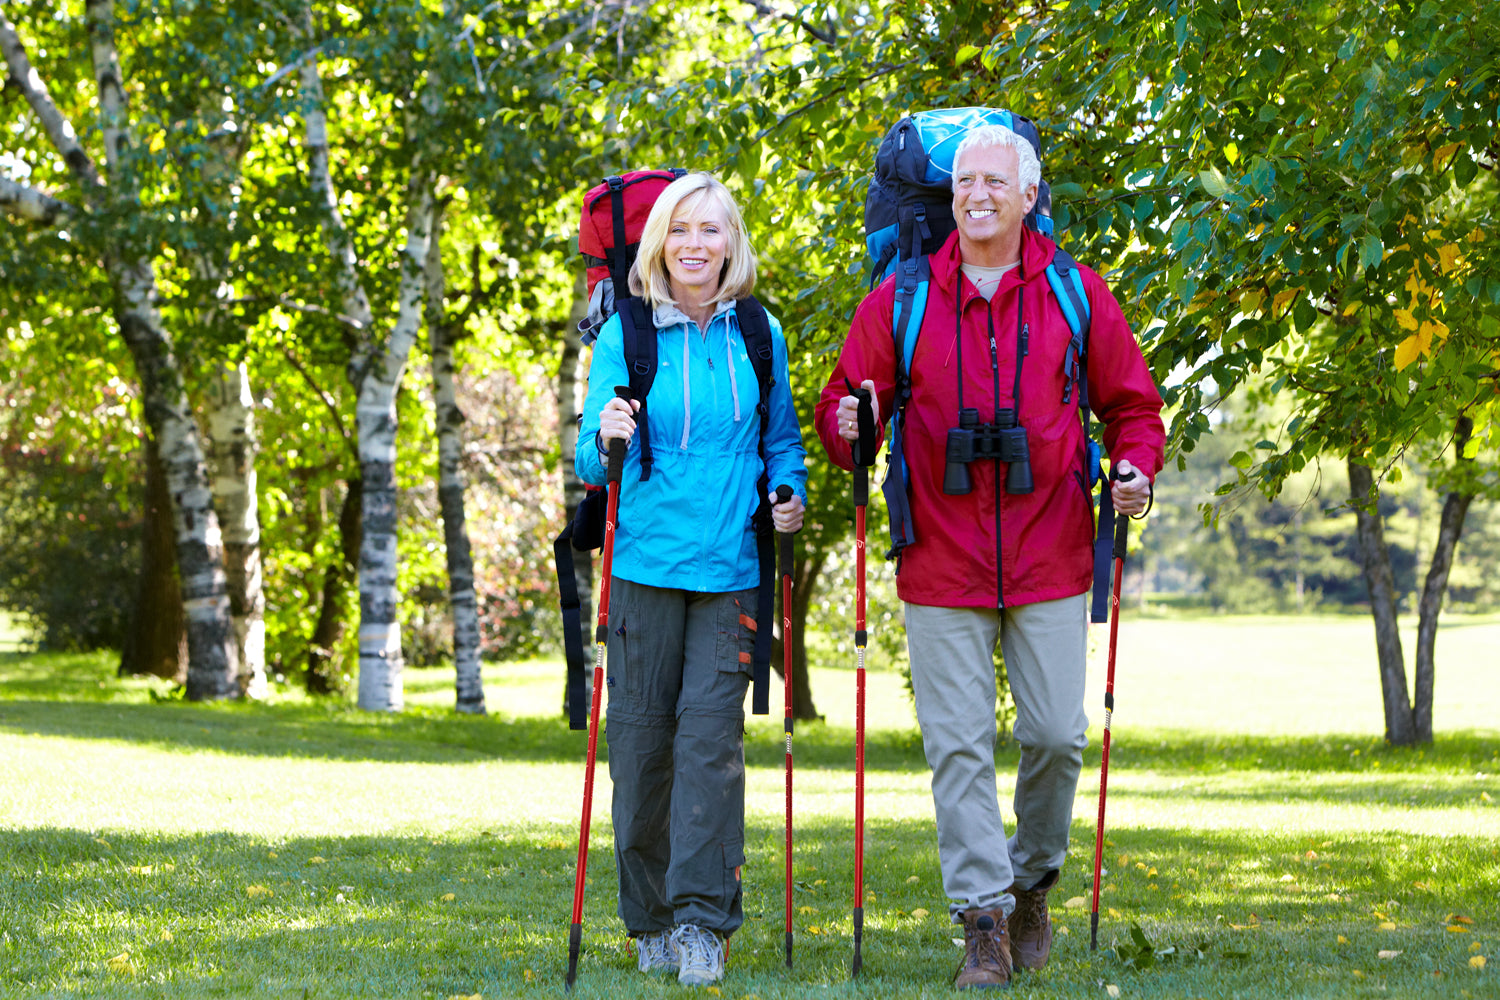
[652,297,736,330]
[930,226,1058,297]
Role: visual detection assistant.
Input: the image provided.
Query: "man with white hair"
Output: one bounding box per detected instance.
[816,124,1165,988]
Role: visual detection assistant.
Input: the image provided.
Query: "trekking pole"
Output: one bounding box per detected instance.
[847,380,877,978]
[776,483,797,970]
[1090,468,1135,952]
[566,386,633,991]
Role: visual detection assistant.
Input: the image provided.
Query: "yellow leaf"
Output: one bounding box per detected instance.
[1471,955,1487,969]
[1438,244,1462,274]
[1394,335,1423,370]
[1344,301,1360,316]
[1433,142,1461,169]
[1448,925,1471,933]
[268,851,278,859]
[246,884,272,898]
[446,994,482,1000]
[1352,969,1365,978]
[309,856,326,864]
[1117,854,1130,867]
[707,988,721,997]
[906,875,920,883]
[1108,908,1123,919]
[807,925,822,935]
[149,131,166,154]
[441,893,456,902]
[1380,921,1398,931]
[127,865,153,875]
[1393,307,1419,331]
[106,952,136,975]
[813,879,826,886]
[1338,935,1349,944]
[911,908,929,919]
[1106,985,1121,998]
[1472,942,1483,953]
[1064,896,1087,910]
[1421,319,1449,343]
[94,838,111,848]
[1225,142,1240,165]
[1450,914,1475,925]
[160,930,173,942]
[1273,287,1299,318]
[1378,949,1402,960]
[523,969,535,982]
[798,906,815,915]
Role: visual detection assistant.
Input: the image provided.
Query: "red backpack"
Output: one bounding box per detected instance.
[576,169,685,343]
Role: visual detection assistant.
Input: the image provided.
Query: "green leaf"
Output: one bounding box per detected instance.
[1199,167,1231,198]
[1358,234,1384,272]
[955,44,982,64]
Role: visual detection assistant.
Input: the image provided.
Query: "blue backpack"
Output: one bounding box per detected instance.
[863,107,1117,622]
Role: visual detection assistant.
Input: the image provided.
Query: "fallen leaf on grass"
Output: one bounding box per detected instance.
[1108,908,1122,919]
[910,908,929,919]
[160,930,173,942]
[1470,955,1486,969]
[126,865,153,875]
[1447,925,1471,933]
[440,893,456,902]
[245,885,272,898]
[1337,935,1349,945]
[1105,985,1121,998]
[798,906,815,915]
[105,952,136,975]
[1379,921,1397,930]
[1057,925,1070,936]
[1449,914,1475,925]
[1064,896,1087,909]
[1378,950,1402,960]
[309,856,326,864]
[523,969,535,981]
[1472,942,1484,953]
[906,875,920,883]
[445,994,481,1000]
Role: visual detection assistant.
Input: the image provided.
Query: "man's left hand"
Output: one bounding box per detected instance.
[1112,459,1151,517]
[770,490,805,533]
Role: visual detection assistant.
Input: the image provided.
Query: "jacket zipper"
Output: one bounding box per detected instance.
[988,300,1006,610]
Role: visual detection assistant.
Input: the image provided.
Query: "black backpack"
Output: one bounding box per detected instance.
[556,172,779,728]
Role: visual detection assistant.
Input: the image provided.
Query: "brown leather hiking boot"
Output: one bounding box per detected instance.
[1006,869,1059,970]
[953,907,1012,989]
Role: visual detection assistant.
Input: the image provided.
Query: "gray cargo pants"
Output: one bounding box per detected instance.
[905,593,1090,918]
[604,578,757,937]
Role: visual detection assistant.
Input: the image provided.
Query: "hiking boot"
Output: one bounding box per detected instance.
[672,923,725,986]
[953,907,1012,989]
[1007,869,1059,971]
[634,929,679,974]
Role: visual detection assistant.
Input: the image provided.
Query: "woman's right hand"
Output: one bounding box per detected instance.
[598,396,641,445]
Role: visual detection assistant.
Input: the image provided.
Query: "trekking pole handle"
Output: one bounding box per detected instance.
[607,386,634,484]
[775,484,795,568]
[1111,468,1135,559]
[845,378,878,469]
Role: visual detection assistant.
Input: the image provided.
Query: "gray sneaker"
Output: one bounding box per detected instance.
[635,929,679,974]
[671,923,725,986]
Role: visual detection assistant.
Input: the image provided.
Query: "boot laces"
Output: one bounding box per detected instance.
[967,915,1005,968]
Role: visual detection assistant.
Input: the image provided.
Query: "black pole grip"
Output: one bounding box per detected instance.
[847,378,877,469]
[1112,468,1136,559]
[606,386,635,485]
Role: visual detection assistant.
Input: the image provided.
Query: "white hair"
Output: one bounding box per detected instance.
[952,124,1041,192]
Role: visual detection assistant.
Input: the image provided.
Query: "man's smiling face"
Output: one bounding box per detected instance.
[951,143,1038,263]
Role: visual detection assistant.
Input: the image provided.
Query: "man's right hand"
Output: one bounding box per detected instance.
[836,379,879,441]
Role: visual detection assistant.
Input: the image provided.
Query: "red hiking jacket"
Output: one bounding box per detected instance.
[815,228,1166,609]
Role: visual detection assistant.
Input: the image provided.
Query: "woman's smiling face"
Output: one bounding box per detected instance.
[664,192,729,301]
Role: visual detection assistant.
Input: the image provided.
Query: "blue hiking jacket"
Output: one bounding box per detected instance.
[576,298,808,593]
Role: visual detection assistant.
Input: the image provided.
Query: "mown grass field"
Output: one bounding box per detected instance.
[0,614,1496,999]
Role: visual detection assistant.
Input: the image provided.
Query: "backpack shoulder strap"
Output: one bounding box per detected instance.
[736,295,775,716]
[619,296,659,481]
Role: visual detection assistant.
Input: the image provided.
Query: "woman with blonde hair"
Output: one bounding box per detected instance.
[575,171,807,987]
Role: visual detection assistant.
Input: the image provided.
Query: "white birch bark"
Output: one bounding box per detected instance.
[353,176,435,712]
[423,202,486,714]
[0,175,70,225]
[206,362,267,698]
[2,6,239,699]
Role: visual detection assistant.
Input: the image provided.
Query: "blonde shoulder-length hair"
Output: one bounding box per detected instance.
[628,172,757,309]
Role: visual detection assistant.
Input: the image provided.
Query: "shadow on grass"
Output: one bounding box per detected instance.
[3,820,1496,999]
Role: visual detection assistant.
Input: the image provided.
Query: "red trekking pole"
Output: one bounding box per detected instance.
[566,386,632,991]
[1090,468,1135,952]
[847,381,877,978]
[776,483,797,969]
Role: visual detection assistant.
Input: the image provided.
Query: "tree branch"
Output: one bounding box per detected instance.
[279,345,357,458]
[740,0,837,46]
[0,175,73,225]
[0,10,104,192]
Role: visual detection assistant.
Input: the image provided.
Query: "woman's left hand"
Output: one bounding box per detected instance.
[770,490,805,533]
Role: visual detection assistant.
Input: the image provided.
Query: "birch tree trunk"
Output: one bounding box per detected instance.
[423,202,486,714]
[307,478,361,693]
[1412,415,1475,745]
[3,6,238,698]
[206,363,267,698]
[558,271,594,720]
[1348,458,1415,745]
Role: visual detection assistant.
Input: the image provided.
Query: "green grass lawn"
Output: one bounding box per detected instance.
[1,615,1497,998]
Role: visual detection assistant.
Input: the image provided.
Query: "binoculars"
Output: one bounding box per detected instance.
[943,407,1034,496]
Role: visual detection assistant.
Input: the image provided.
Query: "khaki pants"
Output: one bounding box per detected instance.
[604,579,757,937]
[905,593,1089,918]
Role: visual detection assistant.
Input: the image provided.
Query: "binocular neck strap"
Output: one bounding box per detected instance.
[952,276,1030,423]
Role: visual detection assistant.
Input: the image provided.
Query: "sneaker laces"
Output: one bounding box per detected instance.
[673,924,722,979]
[637,930,676,970]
